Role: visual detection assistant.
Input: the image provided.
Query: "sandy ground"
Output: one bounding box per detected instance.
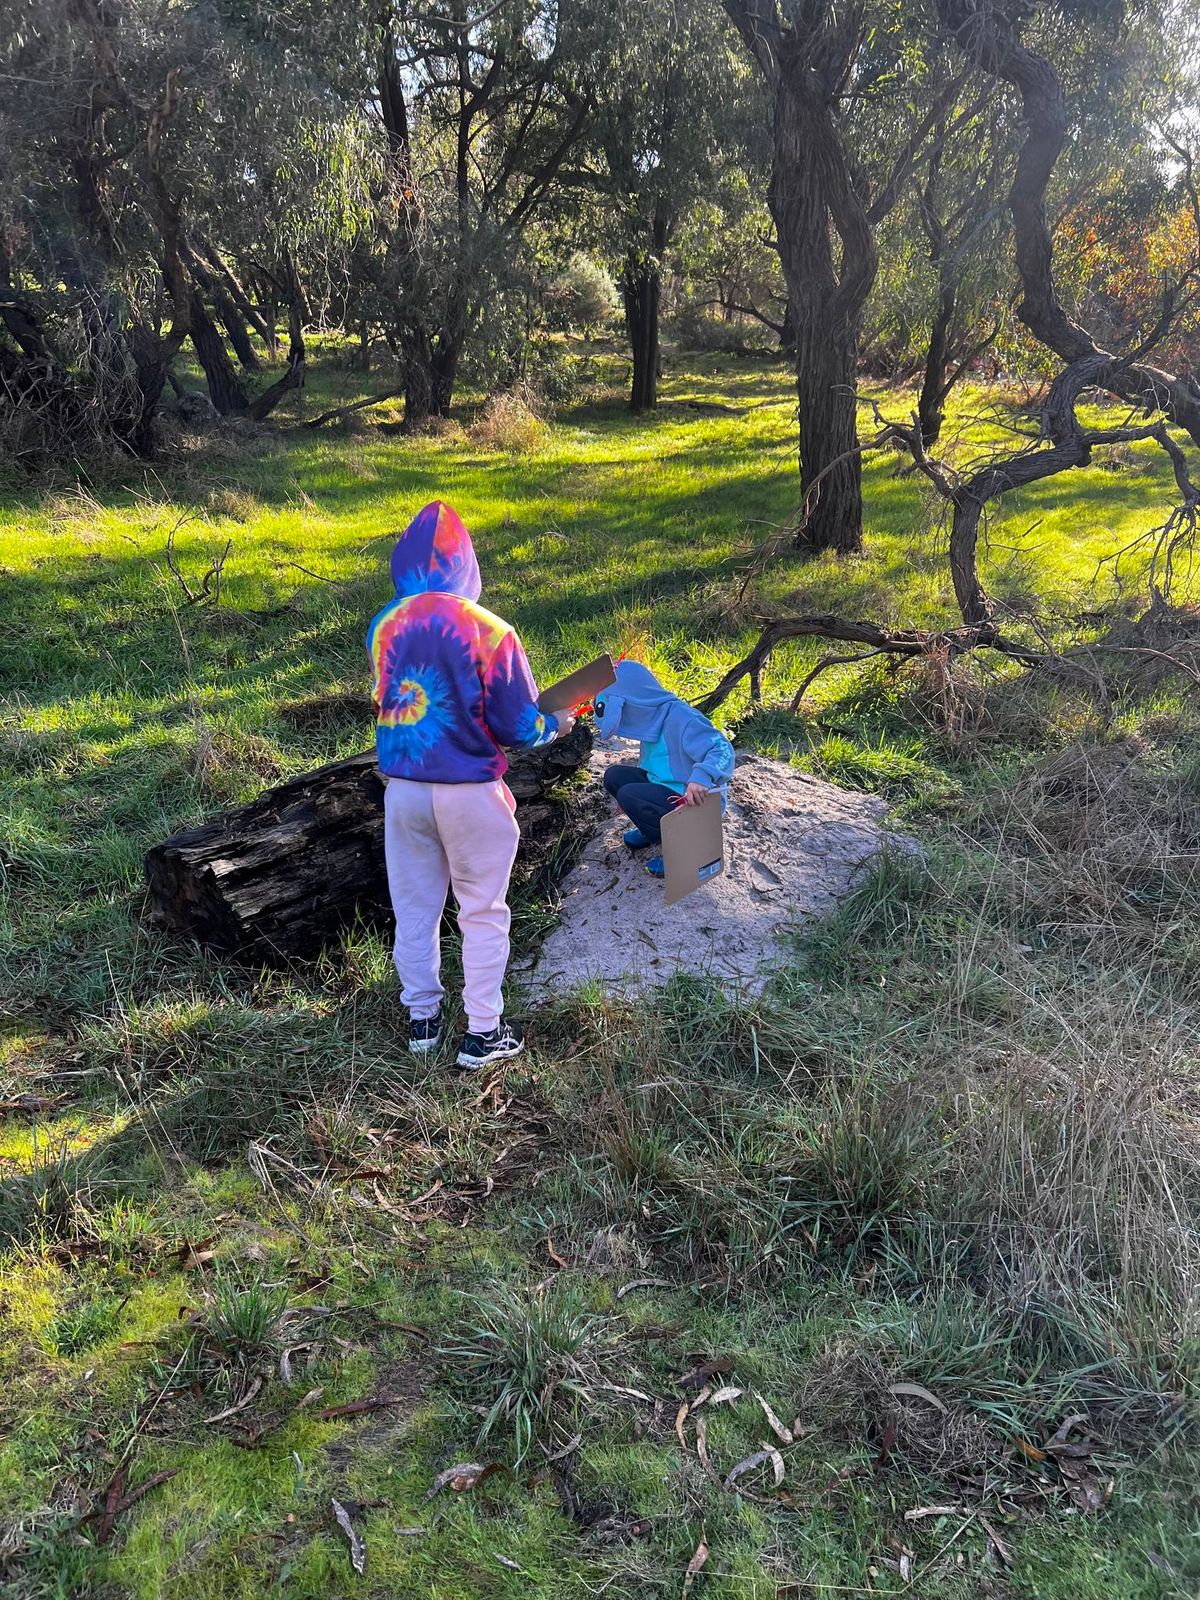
[524,751,916,997]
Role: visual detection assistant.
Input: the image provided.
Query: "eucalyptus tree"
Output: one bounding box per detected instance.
[928,0,1200,625]
[907,98,1012,443]
[354,0,597,424]
[582,0,753,410]
[0,0,373,453]
[720,0,963,553]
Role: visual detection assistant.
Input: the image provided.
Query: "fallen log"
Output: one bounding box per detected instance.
[144,724,595,962]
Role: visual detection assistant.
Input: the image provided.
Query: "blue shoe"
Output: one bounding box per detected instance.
[408,1005,444,1055]
[644,856,665,879]
[623,827,652,850]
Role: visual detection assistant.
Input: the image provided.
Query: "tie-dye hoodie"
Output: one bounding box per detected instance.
[366,501,558,783]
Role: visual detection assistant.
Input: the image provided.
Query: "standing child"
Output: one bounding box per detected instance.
[595,660,735,878]
[367,501,571,1068]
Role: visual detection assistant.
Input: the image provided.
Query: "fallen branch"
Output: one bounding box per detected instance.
[164,514,231,605]
[300,388,404,431]
[694,612,1041,715]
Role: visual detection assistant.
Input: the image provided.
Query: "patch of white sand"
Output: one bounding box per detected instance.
[525,752,917,996]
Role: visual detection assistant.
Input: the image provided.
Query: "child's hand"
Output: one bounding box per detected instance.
[683,781,710,806]
[554,710,577,738]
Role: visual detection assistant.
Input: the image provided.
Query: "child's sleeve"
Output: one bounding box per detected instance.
[682,718,735,789]
[482,628,559,750]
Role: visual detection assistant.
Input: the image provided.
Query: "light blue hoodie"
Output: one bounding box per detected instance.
[594,661,735,799]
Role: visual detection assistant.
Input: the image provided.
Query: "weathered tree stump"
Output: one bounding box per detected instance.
[144,725,594,962]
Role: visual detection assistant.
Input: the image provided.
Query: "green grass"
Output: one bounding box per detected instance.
[1,344,1199,1597]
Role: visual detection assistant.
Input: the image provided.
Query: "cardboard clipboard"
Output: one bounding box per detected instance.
[537,653,616,715]
[660,793,724,906]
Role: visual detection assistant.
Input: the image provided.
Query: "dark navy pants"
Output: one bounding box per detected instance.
[603,764,678,844]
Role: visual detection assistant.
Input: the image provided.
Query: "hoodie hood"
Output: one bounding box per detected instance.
[389,501,482,601]
[594,660,675,743]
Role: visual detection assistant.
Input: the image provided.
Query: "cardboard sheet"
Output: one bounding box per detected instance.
[538,652,616,715]
[660,792,724,906]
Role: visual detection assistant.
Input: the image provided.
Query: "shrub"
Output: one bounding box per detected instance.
[469,386,547,452]
[546,253,619,335]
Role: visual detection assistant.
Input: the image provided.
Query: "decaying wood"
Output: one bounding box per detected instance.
[144,724,595,961]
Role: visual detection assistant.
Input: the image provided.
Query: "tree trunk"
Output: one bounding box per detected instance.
[623,207,669,414]
[766,58,875,555]
[144,723,596,962]
[794,329,862,554]
[402,321,463,424]
[623,256,661,413]
[196,237,276,355]
[217,298,260,371]
[190,292,248,415]
[245,268,306,423]
[917,282,954,446]
[778,295,797,356]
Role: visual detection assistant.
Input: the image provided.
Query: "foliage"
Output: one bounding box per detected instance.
[545,253,620,335]
[441,1282,613,1463]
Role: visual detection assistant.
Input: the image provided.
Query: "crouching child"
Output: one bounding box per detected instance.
[596,660,734,879]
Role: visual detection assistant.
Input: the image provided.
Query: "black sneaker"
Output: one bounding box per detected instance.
[455,1019,525,1071]
[408,1006,444,1056]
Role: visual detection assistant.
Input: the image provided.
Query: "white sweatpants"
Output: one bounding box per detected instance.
[383,777,520,1034]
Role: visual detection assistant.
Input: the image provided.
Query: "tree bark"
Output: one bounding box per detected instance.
[778,295,797,355]
[219,301,259,371]
[190,291,248,416]
[769,60,873,554]
[245,260,306,423]
[794,328,862,553]
[195,236,276,354]
[144,724,596,962]
[760,19,876,553]
[917,281,954,446]
[623,205,669,414]
[623,255,661,412]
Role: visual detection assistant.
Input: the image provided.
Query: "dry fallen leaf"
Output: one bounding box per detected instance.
[694,1414,723,1489]
[616,1277,671,1299]
[1056,1456,1106,1513]
[725,1447,784,1493]
[1047,1411,1090,1448]
[679,1357,734,1392]
[675,1400,690,1453]
[543,1432,582,1463]
[904,1504,960,1523]
[683,1537,710,1595]
[316,1394,406,1421]
[889,1382,948,1415]
[979,1513,1013,1569]
[1015,1437,1047,1463]
[176,1241,217,1272]
[92,1467,127,1545]
[705,1386,744,1408]
[753,1392,793,1445]
[203,1374,264,1425]
[332,1498,365,1575]
[596,1381,657,1404]
[424,1462,508,1501]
